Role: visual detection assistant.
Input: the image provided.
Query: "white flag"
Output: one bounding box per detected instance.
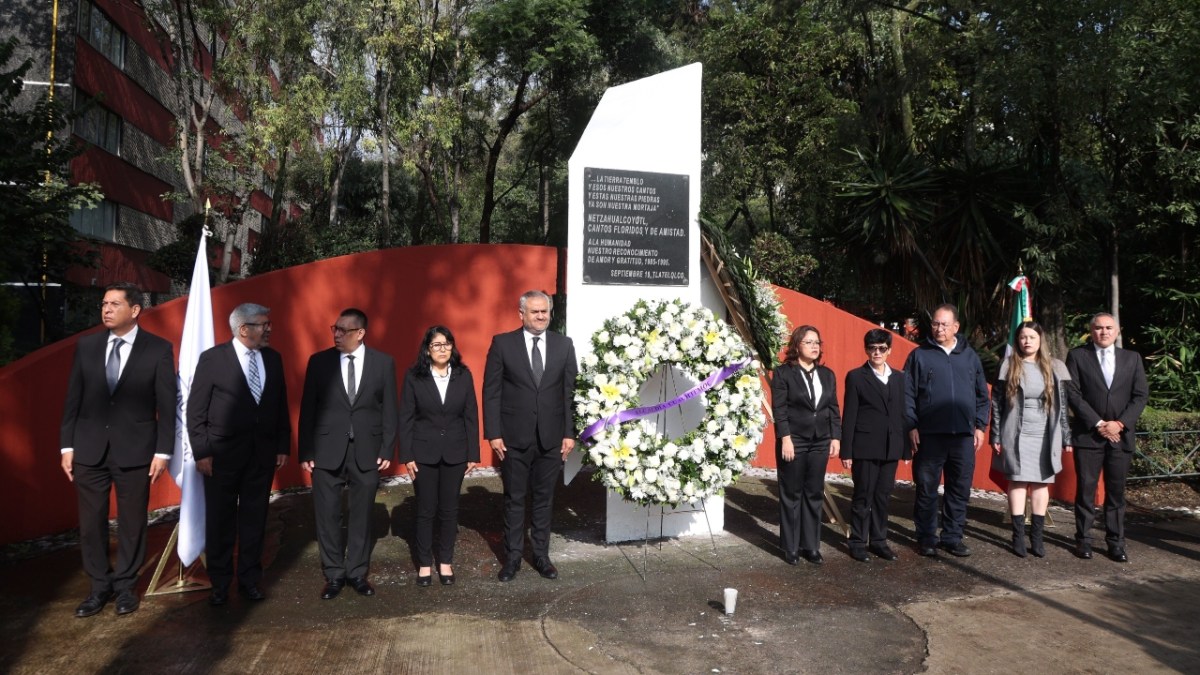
[170,230,214,565]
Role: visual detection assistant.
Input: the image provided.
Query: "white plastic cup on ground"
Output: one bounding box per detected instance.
[723,587,738,615]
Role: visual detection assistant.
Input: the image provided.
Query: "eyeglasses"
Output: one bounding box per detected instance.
[331,325,363,336]
[930,321,955,328]
[800,340,822,347]
[866,345,890,354]
[429,342,453,351]
[243,321,272,329]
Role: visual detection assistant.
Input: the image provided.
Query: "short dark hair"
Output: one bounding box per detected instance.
[410,325,466,377]
[105,282,142,308]
[864,328,893,349]
[340,307,368,330]
[933,303,959,322]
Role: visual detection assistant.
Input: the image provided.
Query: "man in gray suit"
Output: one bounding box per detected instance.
[1066,312,1149,562]
[484,290,577,582]
[299,308,398,599]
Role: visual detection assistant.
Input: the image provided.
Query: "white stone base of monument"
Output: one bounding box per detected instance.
[604,491,724,543]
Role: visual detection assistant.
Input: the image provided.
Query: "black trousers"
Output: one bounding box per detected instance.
[73,448,150,594]
[312,443,380,581]
[777,443,828,554]
[412,460,467,566]
[203,451,274,592]
[1073,443,1132,548]
[848,458,899,549]
[501,441,561,562]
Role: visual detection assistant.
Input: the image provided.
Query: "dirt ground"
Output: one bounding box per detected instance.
[1127,477,1200,511]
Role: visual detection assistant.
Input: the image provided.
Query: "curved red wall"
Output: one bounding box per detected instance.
[0,245,1078,545]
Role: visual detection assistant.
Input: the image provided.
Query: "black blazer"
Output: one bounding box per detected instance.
[772,362,842,445]
[1065,344,1149,452]
[298,346,399,471]
[59,327,176,467]
[840,363,909,461]
[482,328,578,449]
[187,341,291,466]
[397,366,481,465]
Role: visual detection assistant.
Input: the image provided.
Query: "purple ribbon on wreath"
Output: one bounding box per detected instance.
[579,357,752,446]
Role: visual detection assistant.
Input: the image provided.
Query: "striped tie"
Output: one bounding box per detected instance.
[247,350,262,403]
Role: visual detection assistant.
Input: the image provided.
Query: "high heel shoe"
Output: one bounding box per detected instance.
[416,567,433,587]
[439,565,455,585]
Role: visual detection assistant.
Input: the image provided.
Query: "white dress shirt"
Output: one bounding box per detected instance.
[340,343,365,397]
[523,329,546,372]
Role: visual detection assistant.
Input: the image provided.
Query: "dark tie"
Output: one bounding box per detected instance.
[531,336,543,387]
[800,367,816,403]
[247,350,262,403]
[346,354,357,401]
[106,337,123,393]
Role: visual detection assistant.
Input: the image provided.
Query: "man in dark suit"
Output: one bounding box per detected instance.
[484,290,578,582]
[299,308,397,599]
[1066,312,1149,562]
[840,328,910,562]
[60,282,176,617]
[188,303,291,605]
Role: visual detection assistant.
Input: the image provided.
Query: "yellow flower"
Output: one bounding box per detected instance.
[614,442,633,459]
[703,331,719,344]
[732,435,749,448]
[600,383,621,402]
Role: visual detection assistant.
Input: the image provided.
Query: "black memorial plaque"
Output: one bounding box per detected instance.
[583,167,689,286]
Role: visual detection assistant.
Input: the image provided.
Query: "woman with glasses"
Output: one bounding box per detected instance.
[990,321,1072,557]
[399,326,480,585]
[839,329,909,562]
[772,325,841,565]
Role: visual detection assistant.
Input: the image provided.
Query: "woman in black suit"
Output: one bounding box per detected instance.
[399,326,480,586]
[772,325,841,565]
[839,328,909,562]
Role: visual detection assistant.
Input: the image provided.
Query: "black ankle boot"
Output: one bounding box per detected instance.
[1011,514,1027,557]
[1030,515,1046,558]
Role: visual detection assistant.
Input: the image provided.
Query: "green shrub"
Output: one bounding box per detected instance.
[1132,408,1200,478]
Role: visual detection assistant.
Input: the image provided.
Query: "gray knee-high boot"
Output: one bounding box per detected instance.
[1011,515,1027,557]
[1030,515,1046,558]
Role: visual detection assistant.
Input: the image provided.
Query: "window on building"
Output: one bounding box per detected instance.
[73,98,122,155]
[77,0,125,68]
[70,200,118,241]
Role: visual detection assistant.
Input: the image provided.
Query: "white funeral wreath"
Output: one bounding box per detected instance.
[575,299,767,507]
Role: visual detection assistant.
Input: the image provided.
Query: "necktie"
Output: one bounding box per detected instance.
[1101,349,1114,388]
[346,354,357,401]
[800,367,816,403]
[247,350,262,403]
[106,337,123,393]
[531,336,544,387]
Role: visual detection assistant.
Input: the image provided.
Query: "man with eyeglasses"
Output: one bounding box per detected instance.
[299,308,398,599]
[903,304,989,557]
[60,282,176,617]
[188,303,291,606]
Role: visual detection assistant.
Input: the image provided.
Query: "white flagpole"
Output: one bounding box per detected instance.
[170,201,215,565]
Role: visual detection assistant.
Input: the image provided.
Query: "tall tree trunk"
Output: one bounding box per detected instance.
[377,69,392,248]
[327,127,361,229]
[480,72,544,243]
[1110,224,1122,347]
[890,9,916,151]
[267,147,289,234]
[540,162,550,242]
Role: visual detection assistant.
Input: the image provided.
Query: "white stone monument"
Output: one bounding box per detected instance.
[566,63,726,543]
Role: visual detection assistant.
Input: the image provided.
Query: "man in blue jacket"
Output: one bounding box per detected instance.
[904,304,990,557]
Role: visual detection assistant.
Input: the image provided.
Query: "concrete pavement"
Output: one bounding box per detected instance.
[1,471,1197,674]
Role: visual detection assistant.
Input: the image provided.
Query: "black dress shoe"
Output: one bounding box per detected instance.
[115,590,140,615]
[534,557,559,579]
[209,589,229,606]
[348,577,375,596]
[498,559,521,582]
[801,549,824,565]
[416,574,433,587]
[849,548,871,562]
[75,591,113,618]
[440,573,455,586]
[783,552,800,565]
[240,584,266,601]
[869,545,899,561]
[919,545,939,557]
[320,578,345,600]
[1074,542,1093,560]
[939,541,972,557]
[1107,547,1129,563]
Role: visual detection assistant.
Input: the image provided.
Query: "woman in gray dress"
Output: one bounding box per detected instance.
[990,322,1073,557]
